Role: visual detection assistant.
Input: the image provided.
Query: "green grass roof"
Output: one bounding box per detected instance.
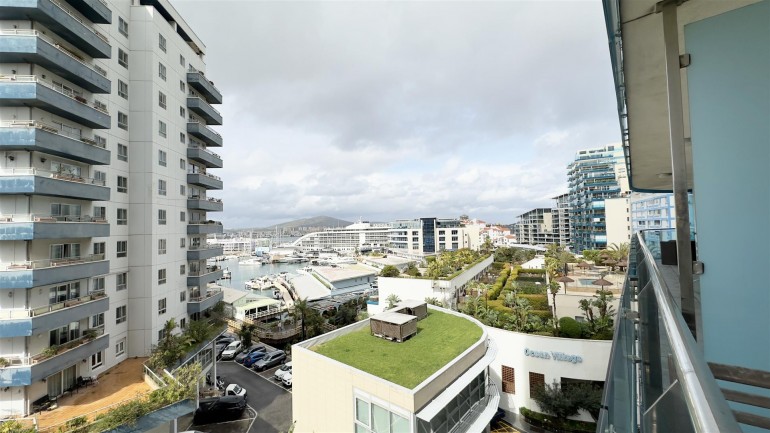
[312,310,483,389]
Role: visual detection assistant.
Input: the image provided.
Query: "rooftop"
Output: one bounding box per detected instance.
[312,310,482,389]
[313,264,377,282]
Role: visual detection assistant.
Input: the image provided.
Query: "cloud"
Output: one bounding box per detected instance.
[172,0,621,228]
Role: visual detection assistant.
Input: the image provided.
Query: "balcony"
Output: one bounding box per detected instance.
[0,76,111,129]
[0,327,109,387]
[62,0,110,24]
[187,144,223,168]
[0,214,109,240]
[186,266,223,288]
[187,121,222,147]
[0,254,108,290]
[187,196,223,212]
[0,30,110,93]
[0,291,108,338]
[186,68,222,104]
[187,221,224,235]
[187,96,222,125]
[0,120,110,165]
[0,168,110,201]
[187,172,223,190]
[597,231,742,433]
[0,0,111,58]
[187,287,224,314]
[187,245,224,261]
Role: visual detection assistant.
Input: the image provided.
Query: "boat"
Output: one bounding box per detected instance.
[221,268,232,280]
[239,258,262,265]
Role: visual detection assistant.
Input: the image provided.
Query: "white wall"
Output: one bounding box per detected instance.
[605,197,631,247]
[486,326,611,422]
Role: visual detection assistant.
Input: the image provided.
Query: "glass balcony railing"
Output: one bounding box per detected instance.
[596,231,740,433]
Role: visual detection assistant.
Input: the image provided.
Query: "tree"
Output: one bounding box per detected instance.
[385,294,401,310]
[1,421,35,433]
[291,298,312,340]
[404,263,421,277]
[148,319,186,371]
[531,380,584,420]
[549,281,561,333]
[380,265,400,277]
[238,324,257,348]
[608,242,630,262]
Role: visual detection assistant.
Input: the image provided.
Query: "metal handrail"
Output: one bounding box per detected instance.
[48,0,109,44]
[187,120,221,138]
[0,291,106,319]
[188,142,222,159]
[188,244,222,251]
[0,75,109,114]
[3,327,106,366]
[186,95,223,117]
[188,288,222,302]
[0,253,106,272]
[188,171,221,181]
[0,30,106,77]
[0,167,106,186]
[0,213,107,223]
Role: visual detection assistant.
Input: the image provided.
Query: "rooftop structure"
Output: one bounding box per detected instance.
[293,307,498,432]
[599,0,769,431]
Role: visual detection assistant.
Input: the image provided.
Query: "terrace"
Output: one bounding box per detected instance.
[312,309,482,389]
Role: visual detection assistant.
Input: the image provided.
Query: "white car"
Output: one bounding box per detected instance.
[220,341,242,360]
[282,372,292,387]
[273,362,292,381]
[225,383,247,399]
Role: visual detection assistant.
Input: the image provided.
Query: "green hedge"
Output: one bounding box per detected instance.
[516,276,547,283]
[519,407,597,433]
[491,262,506,271]
[521,294,549,311]
[518,268,546,275]
[559,317,582,338]
[488,267,510,300]
[531,310,553,321]
[518,282,547,294]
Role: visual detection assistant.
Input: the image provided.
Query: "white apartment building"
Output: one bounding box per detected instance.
[388,217,473,260]
[0,0,224,416]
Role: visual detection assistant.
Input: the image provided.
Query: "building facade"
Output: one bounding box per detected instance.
[0,0,223,416]
[567,145,628,252]
[388,218,472,260]
[514,208,557,245]
[552,193,571,247]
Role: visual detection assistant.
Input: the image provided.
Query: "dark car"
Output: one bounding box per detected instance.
[193,395,247,424]
[215,342,230,359]
[235,345,266,364]
[252,350,287,371]
[242,350,268,367]
[216,335,237,345]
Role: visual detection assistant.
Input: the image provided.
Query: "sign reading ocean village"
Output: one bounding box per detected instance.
[524,348,583,364]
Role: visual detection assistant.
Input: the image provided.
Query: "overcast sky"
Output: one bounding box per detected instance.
[172,0,620,229]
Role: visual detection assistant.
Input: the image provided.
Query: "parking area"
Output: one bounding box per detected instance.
[180,406,258,433]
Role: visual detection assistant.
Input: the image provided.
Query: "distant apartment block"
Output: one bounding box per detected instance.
[567,145,628,252]
[388,218,473,260]
[514,208,557,245]
[0,0,223,417]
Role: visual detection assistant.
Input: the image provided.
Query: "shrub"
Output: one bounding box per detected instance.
[591,328,615,340]
[516,276,547,283]
[488,267,510,300]
[518,282,547,294]
[491,262,506,271]
[520,294,549,311]
[530,310,553,321]
[519,268,546,275]
[559,317,582,338]
[380,265,400,277]
[519,407,596,433]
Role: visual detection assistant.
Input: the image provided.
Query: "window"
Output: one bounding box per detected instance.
[159,120,167,137]
[94,170,106,185]
[118,112,128,130]
[158,150,167,166]
[158,209,167,225]
[117,208,127,225]
[117,241,127,258]
[115,338,125,356]
[158,329,166,341]
[354,399,409,433]
[92,313,104,328]
[180,80,185,92]
[116,305,127,324]
[180,159,186,169]
[180,264,186,275]
[159,63,166,81]
[118,17,128,36]
[118,48,128,67]
[180,132,186,143]
[180,211,186,222]
[159,91,166,109]
[158,298,166,314]
[91,351,103,368]
[180,54,185,67]
[118,80,128,99]
[180,185,186,196]
[118,143,128,161]
[117,176,128,193]
[94,206,106,220]
[502,366,515,394]
[117,272,127,291]
[158,268,166,285]
[158,238,166,255]
[92,277,105,292]
[180,318,186,329]
[94,135,106,148]
[159,34,166,52]
[529,372,545,398]
[180,238,186,248]
[180,290,186,301]
[180,107,185,118]
[158,179,167,196]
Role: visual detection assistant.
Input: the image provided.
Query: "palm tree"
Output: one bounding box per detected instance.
[291,298,312,340]
[386,293,401,310]
[608,242,630,262]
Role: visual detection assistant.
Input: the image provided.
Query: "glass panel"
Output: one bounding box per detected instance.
[48,371,62,397]
[62,365,76,391]
[355,424,369,433]
[417,419,431,433]
[391,413,409,433]
[356,398,370,425]
[372,404,390,433]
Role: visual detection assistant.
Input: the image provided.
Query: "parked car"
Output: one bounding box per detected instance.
[282,372,292,387]
[216,334,237,344]
[220,341,243,360]
[242,350,269,368]
[253,350,287,371]
[205,374,225,390]
[225,383,247,400]
[235,345,266,364]
[273,362,292,381]
[193,395,247,424]
[215,341,230,359]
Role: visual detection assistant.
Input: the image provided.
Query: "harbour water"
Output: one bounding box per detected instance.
[214,257,305,297]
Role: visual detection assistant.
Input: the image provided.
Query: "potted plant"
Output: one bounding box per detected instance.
[0,357,10,368]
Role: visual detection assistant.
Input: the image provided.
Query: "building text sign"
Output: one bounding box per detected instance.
[524,348,583,364]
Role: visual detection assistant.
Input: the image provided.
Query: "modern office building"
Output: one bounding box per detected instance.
[567,145,628,252]
[292,305,500,432]
[0,0,223,417]
[292,221,391,253]
[388,218,473,260]
[600,0,769,432]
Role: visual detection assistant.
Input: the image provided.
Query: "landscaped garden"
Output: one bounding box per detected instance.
[312,310,482,388]
[378,248,489,280]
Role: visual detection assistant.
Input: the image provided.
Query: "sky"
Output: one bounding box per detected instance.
[172,0,621,229]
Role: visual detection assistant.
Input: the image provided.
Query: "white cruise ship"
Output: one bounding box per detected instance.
[292,221,389,253]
